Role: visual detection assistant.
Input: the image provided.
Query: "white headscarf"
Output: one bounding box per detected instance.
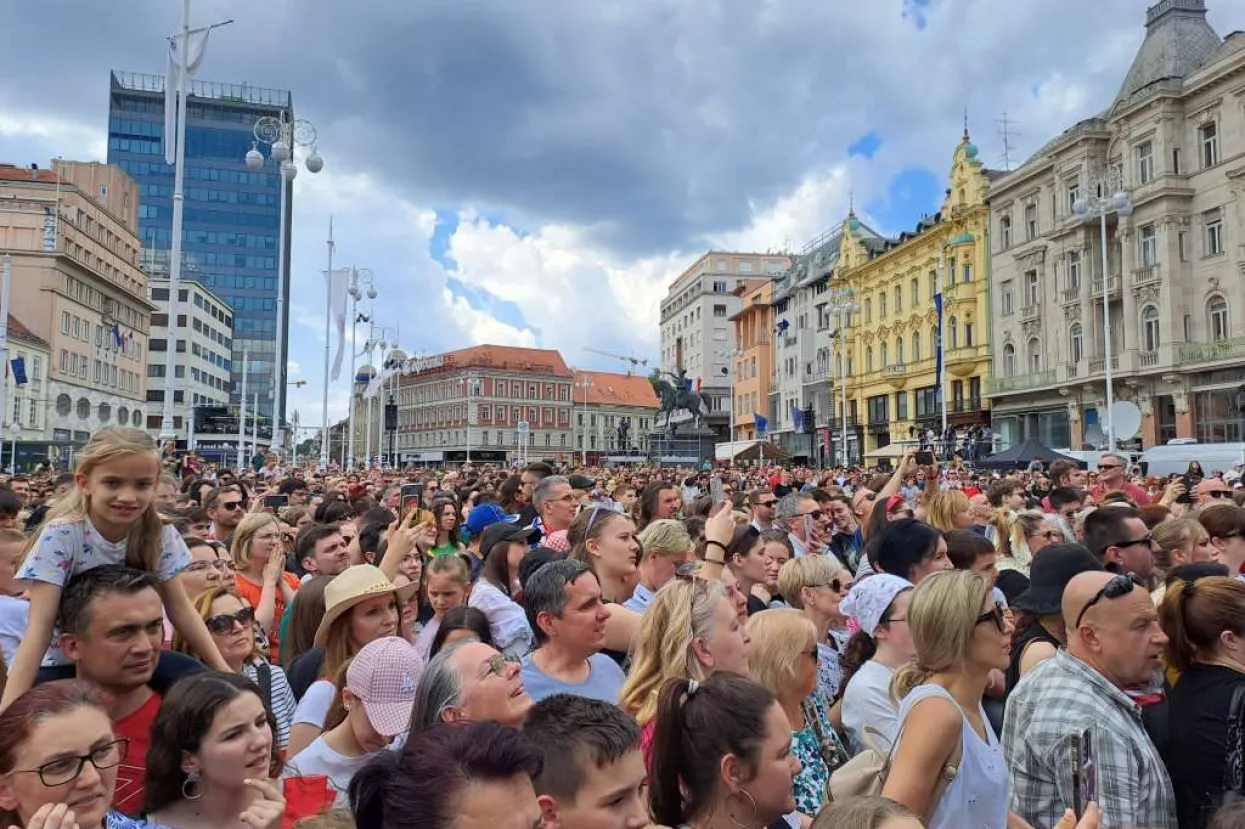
[840,573,912,637]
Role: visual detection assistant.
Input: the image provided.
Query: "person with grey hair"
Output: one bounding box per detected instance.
[519,558,625,703]
[410,639,533,733]
[532,475,578,536]
[778,492,827,558]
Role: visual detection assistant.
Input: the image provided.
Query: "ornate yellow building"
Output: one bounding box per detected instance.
[836,131,995,458]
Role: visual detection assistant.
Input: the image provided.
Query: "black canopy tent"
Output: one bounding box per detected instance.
[979,438,1083,470]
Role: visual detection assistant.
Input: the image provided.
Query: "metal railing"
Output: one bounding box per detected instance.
[1089,356,1119,373]
[987,370,1056,394]
[1179,336,1245,364]
[1091,274,1122,297]
[1132,264,1160,285]
[111,71,292,107]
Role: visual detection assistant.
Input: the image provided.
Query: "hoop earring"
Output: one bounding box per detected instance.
[181,771,202,801]
[725,787,757,829]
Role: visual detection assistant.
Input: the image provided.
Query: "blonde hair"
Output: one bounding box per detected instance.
[892,569,993,700]
[926,490,970,533]
[1152,517,1208,571]
[619,577,726,725]
[230,513,280,571]
[31,426,164,571]
[173,587,260,660]
[777,554,843,609]
[1004,510,1049,569]
[636,519,692,558]
[745,609,816,695]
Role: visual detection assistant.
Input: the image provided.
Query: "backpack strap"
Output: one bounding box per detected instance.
[254,659,273,705]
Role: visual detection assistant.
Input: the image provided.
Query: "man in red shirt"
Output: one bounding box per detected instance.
[60,566,166,816]
[1089,453,1151,506]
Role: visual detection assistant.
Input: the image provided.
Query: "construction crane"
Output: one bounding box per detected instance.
[583,348,650,375]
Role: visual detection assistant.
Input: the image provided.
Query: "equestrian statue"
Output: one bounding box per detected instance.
[652,368,710,435]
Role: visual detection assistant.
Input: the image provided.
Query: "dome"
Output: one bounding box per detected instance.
[355,364,377,384]
[386,348,408,363]
[964,143,979,159]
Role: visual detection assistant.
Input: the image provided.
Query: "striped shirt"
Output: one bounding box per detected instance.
[241,659,297,751]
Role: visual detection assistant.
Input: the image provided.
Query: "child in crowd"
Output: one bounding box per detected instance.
[415,555,471,660]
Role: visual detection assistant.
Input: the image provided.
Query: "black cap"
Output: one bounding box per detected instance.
[479,522,541,560]
[568,474,595,491]
[1012,543,1105,616]
[518,546,566,590]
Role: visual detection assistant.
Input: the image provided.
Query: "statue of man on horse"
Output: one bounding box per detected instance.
[652,368,710,434]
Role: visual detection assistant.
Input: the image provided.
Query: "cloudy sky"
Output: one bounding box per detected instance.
[0,0,1228,429]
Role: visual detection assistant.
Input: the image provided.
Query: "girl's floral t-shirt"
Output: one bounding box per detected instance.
[18,518,190,665]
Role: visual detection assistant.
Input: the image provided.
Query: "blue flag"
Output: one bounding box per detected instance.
[10,357,25,387]
[791,402,804,433]
[753,413,768,435]
[934,292,944,401]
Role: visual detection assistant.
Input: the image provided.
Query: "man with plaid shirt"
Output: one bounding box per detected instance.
[1003,571,1175,829]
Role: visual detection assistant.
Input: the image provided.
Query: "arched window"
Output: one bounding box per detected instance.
[879,294,888,318]
[965,321,974,347]
[1209,297,1229,341]
[1069,324,1083,363]
[1028,337,1042,372]
[896,336,905,365]
[1141,306,1160,352]
[949,316,959,349]
[881,343,890,367]
[913,332,922,362]
[911,278,920,306]
[1003,343,1017,377]
[894,286,903,313]
[866,347,874,373]
[864,299,872,323]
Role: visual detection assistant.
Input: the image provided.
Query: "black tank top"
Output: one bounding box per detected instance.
[1006,622,1061,693]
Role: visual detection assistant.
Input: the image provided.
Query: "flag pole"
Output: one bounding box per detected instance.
[320,217,334,470]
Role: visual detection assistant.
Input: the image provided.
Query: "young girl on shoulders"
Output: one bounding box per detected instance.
[1,426,229,708]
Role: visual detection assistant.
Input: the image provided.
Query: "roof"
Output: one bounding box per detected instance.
[575,371,660,409]
[442,345,572,377]
[8,315,49,351]
[0,164,63,184]
[1112,0,1221,111]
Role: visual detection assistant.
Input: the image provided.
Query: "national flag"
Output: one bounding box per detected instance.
[112,324,123,350]
[11,357,26,387]
[791,402,804,433]
[683,377,693,392]
[753,413,768,435]
[326,268,352,381]
[934,292,944,402]
[164,26,212,165]
[694,377,702,392]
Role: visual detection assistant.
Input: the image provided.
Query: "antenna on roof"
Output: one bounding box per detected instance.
[996,111,1021,171]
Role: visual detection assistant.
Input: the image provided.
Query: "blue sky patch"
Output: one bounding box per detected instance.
[903,0,932,30]
[445,275,537,335]
[865,166,944,235]
[429,208,460,268]
[848,130,883,159]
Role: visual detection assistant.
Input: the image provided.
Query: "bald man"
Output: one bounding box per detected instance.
[1002,572,1175,829]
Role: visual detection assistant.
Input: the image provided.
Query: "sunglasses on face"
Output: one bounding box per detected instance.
[801,510,824,521]
[1098,464,1121,471]
[975,604,1007,633]
[1075,573,1142,628]
[219,501,244,511]
[205,606,255,635]
[758,498,778,507]
[1205,490,1233,499]
[811,578,849,593]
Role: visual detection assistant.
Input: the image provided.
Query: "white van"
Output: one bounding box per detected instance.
[1138,441,1245,478]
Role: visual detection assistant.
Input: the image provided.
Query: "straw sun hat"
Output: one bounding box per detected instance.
[314,564,419,646]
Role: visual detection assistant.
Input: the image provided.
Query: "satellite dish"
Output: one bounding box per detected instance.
[1109,401,1143,442]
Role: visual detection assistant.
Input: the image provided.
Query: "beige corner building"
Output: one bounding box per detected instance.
[987,0,1245,449]
[0,161,154,450]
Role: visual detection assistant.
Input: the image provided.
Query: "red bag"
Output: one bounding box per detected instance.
[282,775,336,829]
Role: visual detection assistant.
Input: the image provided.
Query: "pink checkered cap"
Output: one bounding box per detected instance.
[347,636,425,737]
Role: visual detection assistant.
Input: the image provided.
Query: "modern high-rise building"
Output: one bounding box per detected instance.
[106,71,292,430]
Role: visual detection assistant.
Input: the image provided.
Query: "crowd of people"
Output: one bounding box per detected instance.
[0,425,1242,829]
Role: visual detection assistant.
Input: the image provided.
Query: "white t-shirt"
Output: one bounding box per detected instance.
[282,735,382,808]
[0,594,28,667]
[841,660,899,753]
[292,679,335,729]
[18,518,190,666]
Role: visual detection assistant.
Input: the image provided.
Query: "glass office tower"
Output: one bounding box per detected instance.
[107,71,292,427]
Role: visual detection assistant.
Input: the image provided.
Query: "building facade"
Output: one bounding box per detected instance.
[730,279,775,442]
[987,0,1245,449]
[571,370,660,463]
[107,71,291,424]
[145,278,235,441]
[389,345,576,465]
[1,316,53,446]
[659,251,791,440]
[0,161,153,451]
[839,132,994,459]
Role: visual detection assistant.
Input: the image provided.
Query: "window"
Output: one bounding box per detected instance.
[896,392,909,420]
[1067,181,1080,214]
[1209,297,1229,341]
[928,272,936,299]
[1025,203,1038,240]
[962,263,972,283]
[30,356,40,380]
[1205,208,1224,256]
[1000,215,1012,248]
[1201,122,1219,168]
[880,343,889,367]
[1003,344,1017,377]
[28,399,37,426]
[1025,270,1039,306]
[1141,306,1160,352]
[894,286,902,312]
[879,294,887,319]
[949,317,958,349]
[913,332,921,362]
[1001,280,1014,315]
[911,279,919,306]
[1173,148,1181,175]
[712,280,728,293]
[864,299,872,323]
[965,322,974,346]
[1066,250,1081,289]
[896,337,905,364]
[1136,140,1153,184]
[61,311,70,334]
[738,261,753,273]
[1070,324,1083,363]
[1028,338,1042,372]
[866,348,874,373]
[1139,224,1157,267]
[713,304,727,318]
[1179,231,1188,262]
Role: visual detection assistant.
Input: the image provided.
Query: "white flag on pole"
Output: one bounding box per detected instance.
[164,29,211,165]
[327,268,352,381]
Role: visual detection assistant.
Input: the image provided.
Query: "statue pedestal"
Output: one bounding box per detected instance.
[647,428,716,466]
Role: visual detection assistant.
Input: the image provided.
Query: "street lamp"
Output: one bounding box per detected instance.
[1073,168,1132,451]
[576,374,593,466]
[936,232,975,452]
[244,112,323,452]
[827,287,859,466]
[345,268,377,469]
[361,325,397,468]
[459,371,480,464]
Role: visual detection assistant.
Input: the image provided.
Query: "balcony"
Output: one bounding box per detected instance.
[950,398,985,413]
[1132,264,1160,286]
[884,364,907,377]
[1090,274,1122,298]
[803,367,830,385]
[1061,286,1080,304]
[987,370,1056,395]
[1088,356,1119,373]
[1179,336,1245,365]
[1019,304,1040,322]
[1139,350,1159,368]
[1066,361,1079,379]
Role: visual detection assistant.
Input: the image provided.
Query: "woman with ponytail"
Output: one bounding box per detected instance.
[649,673,800,829]
[1159,576,1245,829]
[880,570,1016,829]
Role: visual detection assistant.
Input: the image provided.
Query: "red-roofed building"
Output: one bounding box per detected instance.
[570,370,660,463]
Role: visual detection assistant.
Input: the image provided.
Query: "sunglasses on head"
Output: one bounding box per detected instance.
[205,606,255,635]
[1074,573,1142,628]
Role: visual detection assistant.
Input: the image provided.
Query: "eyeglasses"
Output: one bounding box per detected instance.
[801,510,824,521]
[1205,491,1234,499]
[1098,464,1122,471]
[9,738,128,787]
[975,604,1007,633]
[481,653,507,679]
[1032,529,1063,542]
[219,501,245,511]
[1114,534,1155,550]
[810,578,849,593]
[205,606,255,635]
[757,498,778,507]
[1074,574,1142,628]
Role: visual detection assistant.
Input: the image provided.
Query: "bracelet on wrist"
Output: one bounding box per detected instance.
[705,539,728,553]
